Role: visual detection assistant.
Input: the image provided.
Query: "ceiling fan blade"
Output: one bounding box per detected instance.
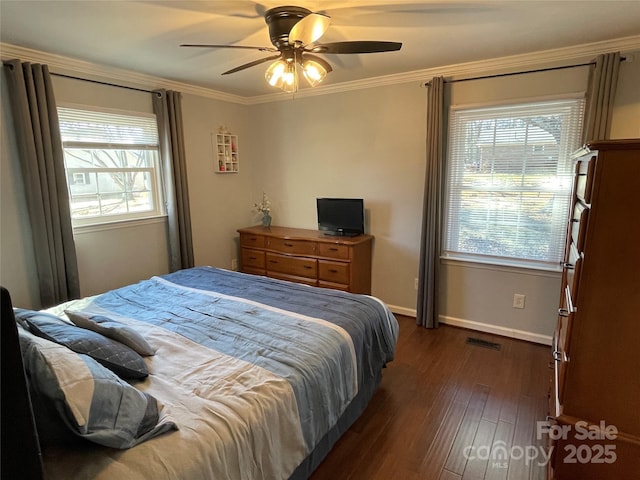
[288,12,331,46]
[309,41,402,54]
[221,54,282,75]
[181,44,277,52]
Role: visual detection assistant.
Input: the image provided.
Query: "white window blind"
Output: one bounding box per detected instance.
[58,107,163,225]
[443,98,584,270]
[58,107,158,146]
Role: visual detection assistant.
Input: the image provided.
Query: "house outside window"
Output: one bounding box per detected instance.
[443,98,585,270]
[69,172,91,186]
[58,106,164,226]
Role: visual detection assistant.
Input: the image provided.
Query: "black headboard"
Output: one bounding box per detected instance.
[1,286,44,480]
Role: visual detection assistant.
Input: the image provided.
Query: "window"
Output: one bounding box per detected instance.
[69,172,91,185]
[443,98,585,270]
[58,107,163,226]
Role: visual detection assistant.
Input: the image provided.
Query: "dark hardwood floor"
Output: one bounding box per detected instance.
[311,315,551,480]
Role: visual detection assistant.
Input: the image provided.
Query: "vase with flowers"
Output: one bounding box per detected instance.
[254,192,272,228]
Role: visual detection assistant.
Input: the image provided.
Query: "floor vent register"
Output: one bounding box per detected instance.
[466,337,502,351]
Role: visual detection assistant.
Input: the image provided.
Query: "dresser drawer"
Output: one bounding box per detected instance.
[570,201,589,253]
[266,252,317,278]
[267,237,317,255]
[575,155,595,204]
[557,285,575,356]
[243,266,265,276]
[563,244,582,307]
[241,248,265,269]
[237,226,373,294]
[318,260,349,285]
[318,280,350,291]
[553,294,571,407]
[268,271,318,287]
[318,243,350,260]
[240,233,265,248]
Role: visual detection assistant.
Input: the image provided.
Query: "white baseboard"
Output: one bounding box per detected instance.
[386,305,553,346]
[387,305,417,317]
[439,315,553,346]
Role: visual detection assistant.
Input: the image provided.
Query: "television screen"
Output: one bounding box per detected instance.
[316,198,364,236]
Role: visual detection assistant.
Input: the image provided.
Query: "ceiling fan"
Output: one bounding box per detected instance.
[180,5,402,92]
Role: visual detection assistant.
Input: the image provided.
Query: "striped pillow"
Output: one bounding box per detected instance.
[18,328,177,449]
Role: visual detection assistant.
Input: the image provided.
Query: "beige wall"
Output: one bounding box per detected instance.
[1,49,638,344]
[246,83,426,309]
[610,55,640,138]
[180,93,253,269]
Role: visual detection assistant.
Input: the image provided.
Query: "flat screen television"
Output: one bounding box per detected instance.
[316,198,364,236]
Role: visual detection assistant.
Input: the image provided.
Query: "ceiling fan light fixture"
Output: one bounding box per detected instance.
[265,60,287,87]
[265,59,299,92]
[282,64,298,93]
[301,58,327,87]
[182,6,402,94]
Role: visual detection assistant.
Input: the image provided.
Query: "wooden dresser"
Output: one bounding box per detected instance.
[237,225,373,294]
[548,139,640,479]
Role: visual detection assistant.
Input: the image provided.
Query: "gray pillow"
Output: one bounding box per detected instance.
[65,310,155,356]
[18,329,177,449]
[16,309,148,380]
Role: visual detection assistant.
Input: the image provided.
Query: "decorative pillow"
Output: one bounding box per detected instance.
[16,309,148,380]
[65,310,156,356]
[18,329,177,449]
[14,307,59,330]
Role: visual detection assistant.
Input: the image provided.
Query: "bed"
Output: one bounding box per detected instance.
[1,267,398,480]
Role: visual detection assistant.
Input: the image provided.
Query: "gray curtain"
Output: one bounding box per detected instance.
[416,76,445,328]
[152,89,194,271]
[582,52,621,142]
[3,60,80,307]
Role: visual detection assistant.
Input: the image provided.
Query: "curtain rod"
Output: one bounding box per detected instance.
[51,72,154,94]
[423,58,626,87]
[52,56,624,91]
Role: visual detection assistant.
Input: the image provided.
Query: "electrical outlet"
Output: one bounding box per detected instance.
[414,278,419,290]
[231,259,238,271]
[513,293,526,309]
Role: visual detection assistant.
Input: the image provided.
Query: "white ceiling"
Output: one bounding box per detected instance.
[2,1,640,98]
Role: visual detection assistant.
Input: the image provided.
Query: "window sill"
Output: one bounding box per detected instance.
[72,215,167,234]
[440,254,562,278]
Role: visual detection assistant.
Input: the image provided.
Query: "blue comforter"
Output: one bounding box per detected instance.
[91,267,399,454]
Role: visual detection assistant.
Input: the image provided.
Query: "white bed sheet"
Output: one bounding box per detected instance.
[43,318,307,480]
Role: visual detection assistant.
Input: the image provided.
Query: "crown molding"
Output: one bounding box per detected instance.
[246,34,640,104]
[0,43,251,105]
[3,34,640,106]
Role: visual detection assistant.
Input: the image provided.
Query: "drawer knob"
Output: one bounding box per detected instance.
[329,247,338,251]
[561,262,574,270]
[269,260,278,264]
[284,242,294,247]
[303,265,312,269]
[558,308,569,317]
[329,269,338,273]
[249,256,257,260]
